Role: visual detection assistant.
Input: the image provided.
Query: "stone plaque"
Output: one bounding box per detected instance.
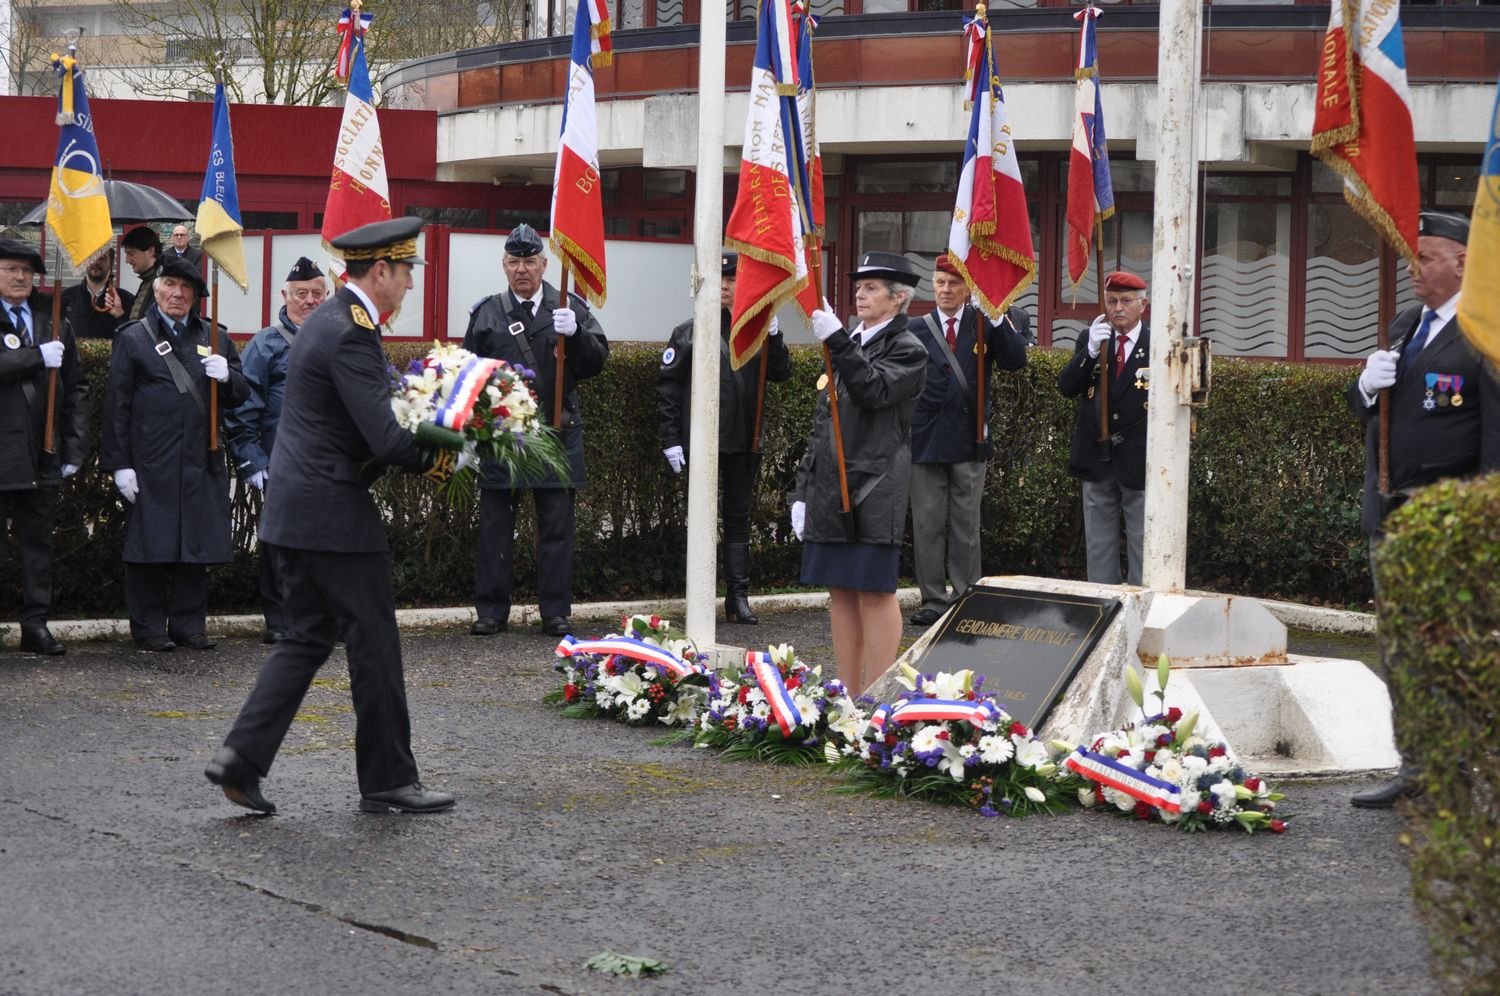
[912,584,1121,731]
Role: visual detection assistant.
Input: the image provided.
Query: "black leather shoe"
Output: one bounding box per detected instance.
[204,746,276,814]
[172,633,217,651]
[359,782,455,814]
[541,616,571,637]
[136,636,176,652]
[262,628,287,645]
[1351,774,1423,809]
[909,607,943,627]
[19,625,65,656]
[470,616,506,636]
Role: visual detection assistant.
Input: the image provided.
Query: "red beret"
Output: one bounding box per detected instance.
[934,253,960,276]
[1103,270,1147,291]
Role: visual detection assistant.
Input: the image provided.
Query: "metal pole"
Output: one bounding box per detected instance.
[684,1,727,649]
[1140,0,1201,593]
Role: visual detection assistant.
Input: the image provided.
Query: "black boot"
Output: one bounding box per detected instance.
[724,542,759,625]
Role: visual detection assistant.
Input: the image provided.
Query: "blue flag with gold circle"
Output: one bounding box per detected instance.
[45,54,112,271]
[196,82,248,290]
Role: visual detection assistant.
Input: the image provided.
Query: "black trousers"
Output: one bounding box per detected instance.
[224,545,418,795]
[0,486,59,627]
[474,487,575,621]
[124,561,207,642]
[720,452,758,546]
[258,543,285,630]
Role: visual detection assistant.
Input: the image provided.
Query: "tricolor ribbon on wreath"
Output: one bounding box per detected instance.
[867,698,1002,731]
[432,357,502,431]
[747,651,803,737]
[1064,747,1182,814]
[555,636,708,680]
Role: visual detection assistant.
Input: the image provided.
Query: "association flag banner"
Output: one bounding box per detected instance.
[46,54,112,272]
[196,82,248,290]
[549,0,612,307]
[726,0,807,370]
[322,10,390,250]
[947,8,1036,320]
[1458,74,1500,366]
[334,7,373,83]
[1310,0,1420,267]
[788,5,823,320]
[1064,6,1115,291]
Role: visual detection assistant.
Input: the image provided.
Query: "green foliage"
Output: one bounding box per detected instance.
[582,951,669,978]
[2,341,1376,619]
[1374,474,1500,991]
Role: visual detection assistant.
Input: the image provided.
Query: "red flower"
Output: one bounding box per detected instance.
[649,614,661,628]
[936,730,950,741]
[737,687,751,704]
[1094,785,1106,805]
[1010,722,1028,737]
[786,676,802,691]
[1166,706,1183,723]
[723,716,737,730]
[563,683,579,703]
[1244,777,1263,792]
[1143,750,1156,763]
[1156,733,1173,747]
[1197,800,1213,815]
[885,734,899,747]
[494,405,510,419]
[1134,801,1154,820]
[1270,819,1288,834]
[1208,745,1228,759]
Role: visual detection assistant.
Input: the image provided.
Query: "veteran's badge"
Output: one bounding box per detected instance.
[2,333,19,350]
[351,305,376,331]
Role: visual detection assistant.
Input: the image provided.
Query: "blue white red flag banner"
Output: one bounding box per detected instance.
[322,11,390,252]
[788,5,823,320]
[555,636,707,680]
[726,0,808,371]
[334,8,373,83]
[947,9,1036,320]
[196,81,248,290]
[46,54,112,271]
[1310,0,1420,267]
[1065,748,1183,813]
[550,0,611,307]
[748,651,803,737]
[1458,73,1500,366]
[1064,6,1115,292]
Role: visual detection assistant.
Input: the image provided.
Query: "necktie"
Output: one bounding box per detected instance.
[169,320,185,349]
[521,299,535,319]
[1401,309,1436,376]
[1115,333,1129,377]
[10,306,27,346]
[944,316,957,350]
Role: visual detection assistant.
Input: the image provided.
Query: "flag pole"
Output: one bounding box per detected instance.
[1376,240,1394,494]
[553,266,568,427]
[817,245,853,532]
[1094,217,1110,443]
[207,55,224,452]
[751,332,769,453]
[43,240,63,454]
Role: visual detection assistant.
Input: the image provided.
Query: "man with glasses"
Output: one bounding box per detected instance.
[167,225,203,269]
[0,238,88,656]
[226,257,328,644]
[463,223,609,638]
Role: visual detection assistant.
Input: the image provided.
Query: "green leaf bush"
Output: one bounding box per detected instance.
[2,341,1375,619]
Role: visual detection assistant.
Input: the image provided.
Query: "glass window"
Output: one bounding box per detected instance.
[1303,201,1382,360]
[496,209,551,232]
[1199,201,1290,357]
[861,0,907,11]
[1204,173,1292,197]
[1310,158,1346,195]
[643,170,689,200]
[1057,207,1151,338]
[619,0,645,29]
[1436,164,1480,208]
[854,160,957,194]
[655,0,685,26]
[241,210,300,231]
[640,216,685,238]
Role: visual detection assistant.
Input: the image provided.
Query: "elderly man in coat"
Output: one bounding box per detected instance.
[102,254,248,651]
[0,238,89,655]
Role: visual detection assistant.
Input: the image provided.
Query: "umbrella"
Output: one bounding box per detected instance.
[17,178,192,226]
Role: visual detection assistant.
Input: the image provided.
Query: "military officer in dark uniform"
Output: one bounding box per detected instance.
[464,223,609,638]
[1057,270,1151,586]
[101,255,248,651]
[792,251,928,696]
[120,226,163,325]
[1347,210,1500,809]
[207,216,460,816]
[60,249,132,341]
[907,252,1030,627]
[0,238,88,655]
[655,250,792,625]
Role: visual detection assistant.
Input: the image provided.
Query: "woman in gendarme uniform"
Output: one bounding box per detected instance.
[791,252,927,696]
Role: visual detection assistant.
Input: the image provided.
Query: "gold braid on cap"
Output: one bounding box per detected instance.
[339,237,419,262]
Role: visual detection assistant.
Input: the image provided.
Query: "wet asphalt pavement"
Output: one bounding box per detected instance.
[1,610,1429,995]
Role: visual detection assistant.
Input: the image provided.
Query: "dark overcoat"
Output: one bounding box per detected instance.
[793,315,927,545]
[1346,305,1500,536]
[1057,322,1152,490]
[463,282,608,489]
[224,309,296,478]
[60,281,133,341]
[655,309,793,456]
[909,304,1029,465]
[0,291,88,490]
[101,307,248,563]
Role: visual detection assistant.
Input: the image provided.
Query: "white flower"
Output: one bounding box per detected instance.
[1110,789,1136,812]
[627,699,651,721]
[1077,786,1099,807]
[1178,788,1201,813]
[911,726,946,754]
[977,735,1014,765]
[1023,786,1046,804]
[1012,736,1050,770]
[792,694,819,724]
[751,702,770,720]
[928,671,971,700]
[1181,754,1208,774]
[1209,779,1238,810]
[937,748,966,782]
[959,744,977,759]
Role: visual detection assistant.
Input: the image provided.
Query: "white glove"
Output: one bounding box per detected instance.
[61,464,79,478]
[810,307,843,343]
[552,307,577,336]
[455,440,479,474]
[38,340,64,368]
[1359,349,1400,397]
[768,317,781,337]
[791,500,806,541]
[1086,316,1113,359]
[663,445,685,474]
[248,469,267,491]
[201,354,229,382]
[114,468,138,504]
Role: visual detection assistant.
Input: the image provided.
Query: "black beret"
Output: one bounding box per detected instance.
[121,226,161,252]
[847,250,920,287]
[721,251,739,276]
[0,237,44,276]
[330,216,426,264]
[504,223,545,258]
[157,253,207,294]
[1418,210,1469,245]
[286,256,324,282]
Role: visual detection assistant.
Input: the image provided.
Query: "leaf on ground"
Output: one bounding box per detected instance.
[583,950,669,977]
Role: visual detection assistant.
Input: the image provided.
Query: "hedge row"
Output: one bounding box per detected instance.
[1376,476,1500,992]
[3,339,1374,619]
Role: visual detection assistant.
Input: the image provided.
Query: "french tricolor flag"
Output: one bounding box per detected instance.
[549,0,611,307]
[1310,0,1420,266]
[946,7,1035,320]
[1064,6,1114,292]
[321,11,390,250]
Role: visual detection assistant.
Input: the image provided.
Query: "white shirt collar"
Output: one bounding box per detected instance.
[853,316,895,346]
[345,281,380,324]
[935,307,963,327]
[1426,293,1459,328]
[1115,321,1142,347]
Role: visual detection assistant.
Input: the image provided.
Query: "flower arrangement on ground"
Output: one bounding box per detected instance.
[834,664,1079,816]
[548,614,713,728]
[679,644,866,765]
[390,341,566,494]
[1062,655,1288,834]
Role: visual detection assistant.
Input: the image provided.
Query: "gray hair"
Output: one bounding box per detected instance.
[882,279,914,314]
